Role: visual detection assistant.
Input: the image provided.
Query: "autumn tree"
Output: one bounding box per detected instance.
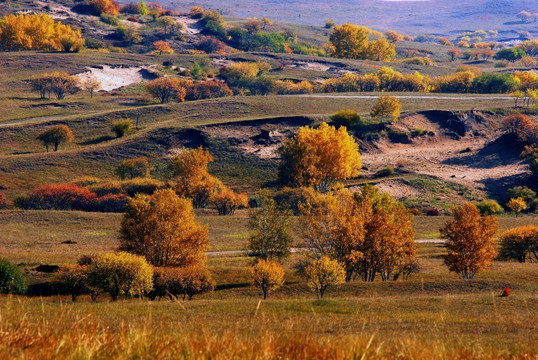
[89,0,120,16]
[146,77,186,103]
[354,185,416,282]
[30,72,79,100]
[367,38,396,61]
[211,188,248,215]
[506,197,527,216]
[82,78,102,98]
[139,0,148,15]
[157,16,175,35]
[305,256,345,299]
[85,252,153,301]
[440,203,498,280]
[384,30,404,43]
[152,41,174,54]
[115,157,151,180]
[447,47,462,61]
[500,226,538,263]
[119,189,209,267]
[279,122,361,191]
[300,188,366,279]
[56,265,87,302]
[370,94,401,123]
[248,190,292,261]
[36,124,74,152]
[0,13,84,52]
[329,23,369,59]
[244,18,262,34]
[168,147,224,208]
[250,259,285,299]
[260,17,273,29]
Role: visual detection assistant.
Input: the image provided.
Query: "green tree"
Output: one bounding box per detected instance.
[0,258,27,294]
[139,0,148,15]
[248,190,292,261]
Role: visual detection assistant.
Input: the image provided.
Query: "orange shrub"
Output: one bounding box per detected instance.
[0,192,7,209]
[211,188,248,215]
[22,184,96,211]
[89,0,120,15]
[184,80,233,100]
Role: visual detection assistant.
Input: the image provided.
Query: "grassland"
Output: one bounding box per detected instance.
[0,209,537,359]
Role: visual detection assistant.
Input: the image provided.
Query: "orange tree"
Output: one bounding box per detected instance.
[168,147,224,208]
[119,188,209,267]
[146,77,186,103]
[440,202,498,280]
[211,188,248,215]
[279,122,361,192]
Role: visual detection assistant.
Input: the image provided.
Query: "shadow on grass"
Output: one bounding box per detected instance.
[215,282,251,291]
[80,135,115,145]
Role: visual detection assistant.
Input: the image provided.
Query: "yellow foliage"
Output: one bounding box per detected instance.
[500,225,538,262]
[119,188,209,267]
[211,188,248,215]
[0,13,84,52]
[305,256,345,299]
[506,197,528,215]
[329,24,395,61]
[441,203,498,279]
[279,122,361,191]
[250,259,285,299]
[370,94,401,123]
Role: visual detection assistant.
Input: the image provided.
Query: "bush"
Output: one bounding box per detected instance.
[88,181,123,196]
[91,193,128,212]
[476,199,503,215]
[85,252,153,301]
[211,188,249,215]
[100,13,120,25]
[425,207,440,216]
[494,60,510,68]
[71,176,101,187]
[0,259,27,294]
[273,187,317,215]
[499,225,538,262]
[36,124,75,152]
[304,256,345,299]
[121,178,163,196]
[330,109,362,128]
[374,166,395,178]
[184,80,233,101]
[21,184,96,210]
[196,36,227,53]
[115,157,151,180]
[56,265,88,301]
[472,73,518,94]
[402,57,436,66]
[505,186,536,207]
[111,118,133,137]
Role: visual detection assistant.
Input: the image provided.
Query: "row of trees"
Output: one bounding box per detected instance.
[0,13,84,52]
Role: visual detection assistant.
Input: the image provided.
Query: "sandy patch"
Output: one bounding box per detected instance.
[76,66,152,91]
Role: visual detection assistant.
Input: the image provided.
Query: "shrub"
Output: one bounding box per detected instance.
[494,60,510,68]
[330,110,362,128]
[211,188,249,215]
[273,187,317,215]
[85,252,153,301]
[121,178,162,196]
[115,157,151,180]
[88,181,123,196]
[56,265,88,301]
[374,166,395,178]
[502,287,512,297]
[425,207,440,216]
[506,186,536,206]
[178,265,215,300]
[71,176,101,187]
[184,80,233,101]
[304,256,345,299]
[115,26,142,44]
[22,184,96,210]
[0,259,27,294]
[196,36,227,53]
[89,0,120,15]
[472,73,518,94]
[250,259,285,299]
[91,193,128,212]
[111,118,133,137]
[403,57,436,66]
[146,77,186,103]
[495,47,526,62]
[476,199,503,215]
[100,13,120,25]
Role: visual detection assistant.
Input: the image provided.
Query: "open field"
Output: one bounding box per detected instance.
[0,209,537,359]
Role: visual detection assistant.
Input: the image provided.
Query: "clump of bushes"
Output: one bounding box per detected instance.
[149,265,215,300]
[476,199,503,215]
[111,118,133,137]
[330,110,362,129]
[403,57,436,66]
[0,259,27,294]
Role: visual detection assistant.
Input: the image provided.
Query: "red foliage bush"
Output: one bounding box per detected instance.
[502,287,512,297]
[196,36,227,53]
[126,16,139,22]
[20,184,127,212]
[120,2,139,14]
[425,207,440,216]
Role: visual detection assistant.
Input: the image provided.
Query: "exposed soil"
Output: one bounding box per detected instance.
[76,65,157,91]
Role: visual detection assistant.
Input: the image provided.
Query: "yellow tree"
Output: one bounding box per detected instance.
[168,147,224,208]
[250,259,285,299]
[211,188,248,215]
[119,188,209,267]
[305,256,345,299]
[500,225,538,262]
[384,30,404,43]
[440,203,498,280]
[366,38,396,61]
[152,41,174,55]
[506,197,527,216]
[329,23,369,59]
[370,94,401,123]
[279,122,362,191]
[299,188,366,279]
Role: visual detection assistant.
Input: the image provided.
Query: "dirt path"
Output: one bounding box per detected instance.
[293,94,512,100]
